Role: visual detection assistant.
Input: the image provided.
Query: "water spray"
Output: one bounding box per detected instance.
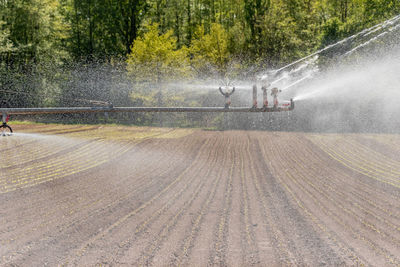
[272,14,400,76]
[281,74,313,91]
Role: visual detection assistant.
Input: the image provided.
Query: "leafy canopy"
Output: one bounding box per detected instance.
[190,23,230,74]
[127,23,192,84]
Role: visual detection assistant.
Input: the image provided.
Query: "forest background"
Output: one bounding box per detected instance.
[0,0,399,127]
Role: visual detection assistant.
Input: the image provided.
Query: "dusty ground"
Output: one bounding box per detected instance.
[1,124,400,266]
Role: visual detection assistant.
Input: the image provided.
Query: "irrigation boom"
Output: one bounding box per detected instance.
[1,87,294,135]
[0,104,294,116]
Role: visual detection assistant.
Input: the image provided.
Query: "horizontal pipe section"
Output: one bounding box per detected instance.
[0,104,294,116]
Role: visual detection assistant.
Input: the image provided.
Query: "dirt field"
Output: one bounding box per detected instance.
[1,124,400,266]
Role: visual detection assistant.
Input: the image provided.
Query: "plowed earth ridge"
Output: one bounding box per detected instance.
[0,124,399,266]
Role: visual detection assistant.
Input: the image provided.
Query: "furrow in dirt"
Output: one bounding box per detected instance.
[63,134,217,266]
[273,133,399,265]
[0,137,194,248]
[255,133,357,266]
[1,135,203,266]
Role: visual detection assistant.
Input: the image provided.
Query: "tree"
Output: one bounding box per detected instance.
[0,21,13,54]
[190,23,229,75]
[127,23,191,84]
[126,22,191,111]
[118,0,149,54]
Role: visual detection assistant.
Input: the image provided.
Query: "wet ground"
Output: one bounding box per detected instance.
[1,124,400,266]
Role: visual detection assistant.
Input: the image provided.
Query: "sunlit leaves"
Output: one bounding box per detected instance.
[190,23,229,74]
[127,23,192,85]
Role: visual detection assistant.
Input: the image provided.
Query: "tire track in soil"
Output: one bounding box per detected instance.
[1,136,202,266]
[255,133,353,266]
[64,135,217,266]
[272,133,398,266]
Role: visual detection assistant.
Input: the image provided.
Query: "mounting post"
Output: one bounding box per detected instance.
[252,85,258,108]
[261,85,268,109]
[1,112,12,136]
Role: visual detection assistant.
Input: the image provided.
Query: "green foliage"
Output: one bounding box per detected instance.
[0,21,13,53]
[190,23,229,74]
[320,17,344,46]
[1,0,69,64]
[63,0,148,59]
[1,0,400,117]
[127,23,192,84]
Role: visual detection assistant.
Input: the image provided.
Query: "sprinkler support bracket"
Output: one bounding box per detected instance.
[1,112,12,136]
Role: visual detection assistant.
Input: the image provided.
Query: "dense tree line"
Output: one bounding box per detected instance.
[0,0,399,122]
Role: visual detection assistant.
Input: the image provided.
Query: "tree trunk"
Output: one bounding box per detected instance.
[88,0,94,58]
[74,0,81,55]
[211,0,215,23]
[187,0,192,45]
[174,0,180,45]
[128,0,138,54]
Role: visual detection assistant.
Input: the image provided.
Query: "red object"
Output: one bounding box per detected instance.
[6,115,10,123]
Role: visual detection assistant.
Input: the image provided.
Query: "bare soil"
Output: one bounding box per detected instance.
[1,124,399,266]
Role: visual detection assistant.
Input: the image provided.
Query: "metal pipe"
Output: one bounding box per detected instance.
[252,85,258,108]
[0,105,294,116]
[2,113,6,123]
